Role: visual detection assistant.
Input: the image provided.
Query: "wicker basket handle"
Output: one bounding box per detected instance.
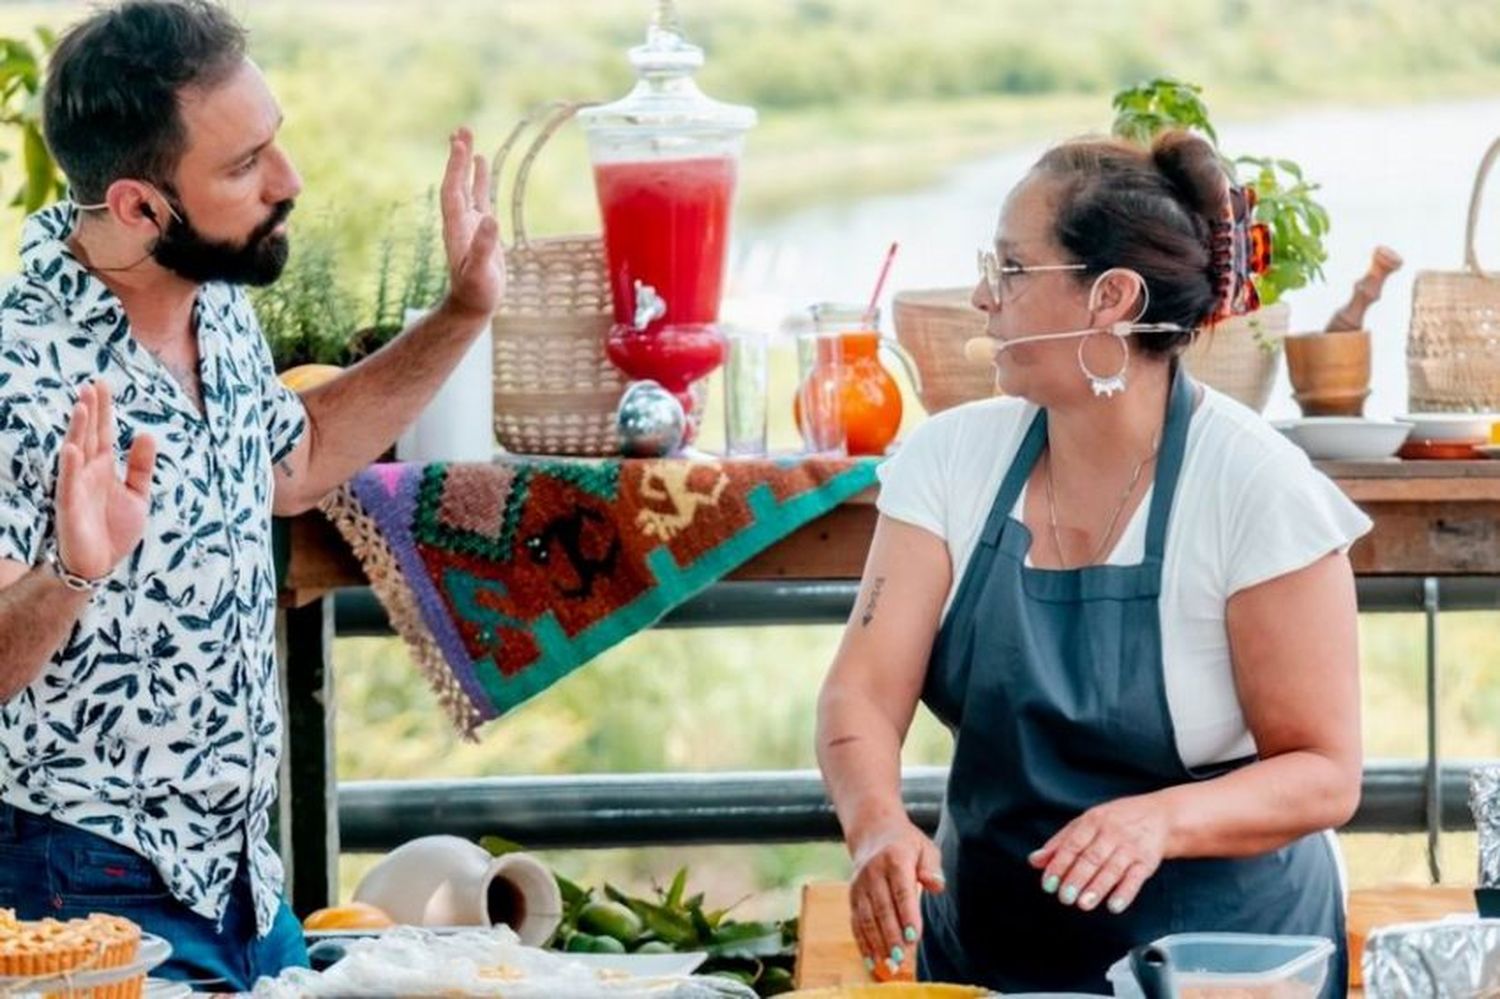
[1464,135,1500,279]
[489,100,598,250]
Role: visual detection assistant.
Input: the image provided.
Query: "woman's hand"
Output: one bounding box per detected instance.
[848,818,945,976]
[1028,794,1172,915]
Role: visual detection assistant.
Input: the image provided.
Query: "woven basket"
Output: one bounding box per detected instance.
[491,102,625,456]
[1179,301,1288,413]
[1408,136,1500,413]
[892,288,995,413]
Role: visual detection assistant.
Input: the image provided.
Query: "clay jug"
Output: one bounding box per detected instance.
[352,835,563,946]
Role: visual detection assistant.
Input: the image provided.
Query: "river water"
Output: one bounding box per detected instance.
[726,95,1500,421]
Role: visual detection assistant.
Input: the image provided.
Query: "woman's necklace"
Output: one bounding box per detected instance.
[1044,432,1161,569]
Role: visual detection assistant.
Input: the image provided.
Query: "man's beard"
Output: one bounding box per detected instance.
[150,197,294,287]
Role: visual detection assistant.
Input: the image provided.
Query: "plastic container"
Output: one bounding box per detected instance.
[1106,933,1334,998]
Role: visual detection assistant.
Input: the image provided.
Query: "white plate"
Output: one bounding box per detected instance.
[144,979,193,999]
[1397,412,1496,442]
[561,951,709,977]
[1273,418,1413,461]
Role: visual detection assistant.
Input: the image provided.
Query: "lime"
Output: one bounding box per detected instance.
[577,900,644,944]
[565,932,628,954]
[634,940,675,954]
[760,966,795,995]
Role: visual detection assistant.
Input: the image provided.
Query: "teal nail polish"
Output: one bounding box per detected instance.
[1060,884,1079,905]
[903,925,917,943]
[1108,897,1128,915]
[891,946,905,964]
[864,957,876,973]
[1080,892,1099,910]
[1042,874,1060,894]
[886,958,900,975]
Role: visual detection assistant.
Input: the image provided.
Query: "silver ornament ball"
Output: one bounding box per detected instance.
[616,380,686,457]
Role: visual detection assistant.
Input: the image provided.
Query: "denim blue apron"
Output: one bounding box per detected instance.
[917,367,1346,996]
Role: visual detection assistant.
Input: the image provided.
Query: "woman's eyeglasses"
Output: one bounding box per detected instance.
[978,248,1086,301]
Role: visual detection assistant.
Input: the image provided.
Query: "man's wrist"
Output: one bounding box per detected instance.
[44,545,104,594]
[433,293,495,331]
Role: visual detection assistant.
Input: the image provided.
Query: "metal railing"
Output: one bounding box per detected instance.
[336,761,1484,853]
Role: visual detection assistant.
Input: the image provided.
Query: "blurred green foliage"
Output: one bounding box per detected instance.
[0,26,64,214]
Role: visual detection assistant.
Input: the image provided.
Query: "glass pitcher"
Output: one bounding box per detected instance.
[796,303,922,457]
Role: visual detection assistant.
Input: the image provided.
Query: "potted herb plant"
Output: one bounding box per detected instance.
[1111,77,1330,412]
[254,195,447,390]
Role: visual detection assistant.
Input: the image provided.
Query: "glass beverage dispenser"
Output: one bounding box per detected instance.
[580,1,756,443]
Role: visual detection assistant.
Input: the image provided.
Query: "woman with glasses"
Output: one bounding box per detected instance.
[815,130,1367,995]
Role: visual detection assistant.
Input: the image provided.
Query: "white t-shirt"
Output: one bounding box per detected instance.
[876,386,1373,769]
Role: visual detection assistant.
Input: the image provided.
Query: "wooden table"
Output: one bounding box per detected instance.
[281,460,1500,604]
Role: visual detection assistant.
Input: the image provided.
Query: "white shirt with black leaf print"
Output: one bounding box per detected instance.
[0,202,308,935]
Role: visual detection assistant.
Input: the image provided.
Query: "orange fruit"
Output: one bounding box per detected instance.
[301,901,395,931]
[278,363,343,393]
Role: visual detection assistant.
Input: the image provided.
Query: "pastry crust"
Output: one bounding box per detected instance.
[0,909,144,997]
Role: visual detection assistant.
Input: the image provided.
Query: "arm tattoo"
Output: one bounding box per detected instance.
[277,459,295,478]
[860,577,886,628]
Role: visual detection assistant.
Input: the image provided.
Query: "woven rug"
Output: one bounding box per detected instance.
[319,456,878,737]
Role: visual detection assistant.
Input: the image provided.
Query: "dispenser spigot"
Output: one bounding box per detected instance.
[632,280,668,331]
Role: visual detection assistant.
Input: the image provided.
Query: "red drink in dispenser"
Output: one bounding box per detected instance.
[580,2,756,448]
[596,156,736,332]
[596,156,736,412]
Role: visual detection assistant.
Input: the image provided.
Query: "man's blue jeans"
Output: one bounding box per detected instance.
[0,802,308,992]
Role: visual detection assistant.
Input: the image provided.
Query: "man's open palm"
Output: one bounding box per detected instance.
[56,381,156,581]
[440,126,505,321]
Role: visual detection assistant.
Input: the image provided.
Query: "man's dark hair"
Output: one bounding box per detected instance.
[42,0,247,204]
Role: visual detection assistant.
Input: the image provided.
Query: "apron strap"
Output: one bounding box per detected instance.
[979,407,1047,548]
[1143,364,1195,561]
[979,365,1194,554]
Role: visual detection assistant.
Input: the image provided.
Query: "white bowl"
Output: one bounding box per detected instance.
[1397,412,1496,442]
[1273,418,1413,461]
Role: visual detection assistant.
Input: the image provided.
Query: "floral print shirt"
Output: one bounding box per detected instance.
[0,202,307,933]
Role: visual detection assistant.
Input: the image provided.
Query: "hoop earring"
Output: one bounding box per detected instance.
[1078,324,1131,397]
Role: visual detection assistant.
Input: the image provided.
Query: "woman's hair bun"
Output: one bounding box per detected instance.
[1150,130,1230,224]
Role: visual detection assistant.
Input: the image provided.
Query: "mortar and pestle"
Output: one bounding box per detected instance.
[1286,246,1402,418]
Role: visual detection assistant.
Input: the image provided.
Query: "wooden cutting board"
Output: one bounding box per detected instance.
[795,881,915,988]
